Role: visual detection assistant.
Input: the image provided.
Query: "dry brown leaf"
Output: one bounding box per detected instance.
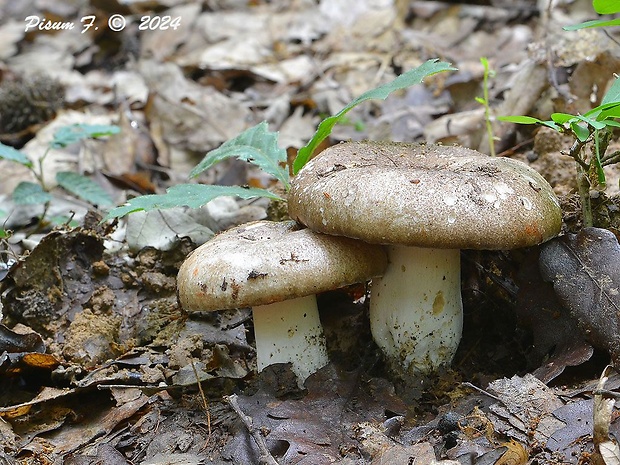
[0,387,74,417]
[540,228,620,365]
[592,366,620,465]
[139,60,250,158]
[0,20,26,60]
[140,3,202,61]
[496,439,528,465]
[487,374,564,445]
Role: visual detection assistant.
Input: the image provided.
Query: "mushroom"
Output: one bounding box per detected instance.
[287,141,562,377]
[177,220,387,383]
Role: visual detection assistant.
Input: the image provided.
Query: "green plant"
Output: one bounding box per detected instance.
[499,76,620,227]
[475,57,496,157]
[104,59,455,221]
[0,124,119,226]
[564,0,620,30]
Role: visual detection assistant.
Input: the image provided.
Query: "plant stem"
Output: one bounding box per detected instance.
[36,146,52,190]
[568,138,588,170]
[568,138,592,227]
[602,150,620,166]
[480,57,496,157]
[576,163,593,227]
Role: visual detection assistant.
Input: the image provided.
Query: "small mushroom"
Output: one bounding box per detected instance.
[288,141,562,377]
[177,220,387,383]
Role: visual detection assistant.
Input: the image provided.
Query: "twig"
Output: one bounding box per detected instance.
[567,138,589,170]
[593,389,620,400]
[602,150,620,166]
[565,137,593,227]
[461,382,503,403]
[191,359,212,445]
[224,394,279,465]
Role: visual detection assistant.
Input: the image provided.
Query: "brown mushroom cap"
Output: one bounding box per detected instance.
[288,141,562,250]
[177,220,388,312]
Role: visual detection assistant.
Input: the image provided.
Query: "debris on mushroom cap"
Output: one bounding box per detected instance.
[177,220,388,312]
[288,141,562,250]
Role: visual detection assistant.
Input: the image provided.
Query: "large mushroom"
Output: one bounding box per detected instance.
[177,220,387,384]
[288,141,562,377]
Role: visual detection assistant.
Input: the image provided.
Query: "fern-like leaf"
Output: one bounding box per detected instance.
[103,184,282,221]
[190,121,289,189]
[293,59,456,174]
[56,171,113,206]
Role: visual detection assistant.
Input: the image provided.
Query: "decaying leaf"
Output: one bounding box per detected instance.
[539,228,620,364]
[487,374,564,446]
[0,325,44,354]
[224,364,406,464]
[140,60,250,154]
[124,208,214,252]
[495,439,528,465]
[592,366,620,465]
[515,248,594,382]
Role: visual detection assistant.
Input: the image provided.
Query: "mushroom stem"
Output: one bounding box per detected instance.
[369,245,463,375]
[252,294,328,383]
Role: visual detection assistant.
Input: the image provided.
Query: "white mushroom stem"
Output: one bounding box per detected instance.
[252,294,328,384]
[369,245,463,375]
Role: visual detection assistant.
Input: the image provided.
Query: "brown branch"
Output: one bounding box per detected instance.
[224,394,279,465]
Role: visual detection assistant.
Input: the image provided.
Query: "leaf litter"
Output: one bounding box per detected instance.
[2,0,620,463]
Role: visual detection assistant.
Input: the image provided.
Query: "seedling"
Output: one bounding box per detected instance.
[475,57,497,157]
[104,59,456,221]
[499,75,620,227]
[564,0,620,30]
[0,124,118,228]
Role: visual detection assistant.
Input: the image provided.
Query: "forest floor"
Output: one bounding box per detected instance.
[2,0,620,464]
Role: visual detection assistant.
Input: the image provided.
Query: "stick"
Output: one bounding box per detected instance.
[224,394,279,465]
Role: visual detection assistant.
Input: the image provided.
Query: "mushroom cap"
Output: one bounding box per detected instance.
[177,220,388,311]
[288,141,562,250]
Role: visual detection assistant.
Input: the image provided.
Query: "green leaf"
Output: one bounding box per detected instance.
[293,59,456,174]
[103,184,282,221]
[593,0,620,14]
[601,76,620,105]
[12,182,52,205]
[56,171,113,206]
[571,122,591,142]
[602,120,620,128]
[598,104,620,120]
[549,112,605,137]
[551,112,581,125]
[0,142,32,167]
[190,121,289,188]
[498,115,543,124]
[570,113,607,130]
[498,115,562,131]
[584,102,619,119]
[563,18,620,30]
[475,97,485,104]
[51,124,120,149]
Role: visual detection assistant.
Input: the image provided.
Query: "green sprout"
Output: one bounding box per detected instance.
[475,57,497,157]
[0,124,119,227]
[499,76,620,227]
[104,59,456,221]
[564,0,620,30]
